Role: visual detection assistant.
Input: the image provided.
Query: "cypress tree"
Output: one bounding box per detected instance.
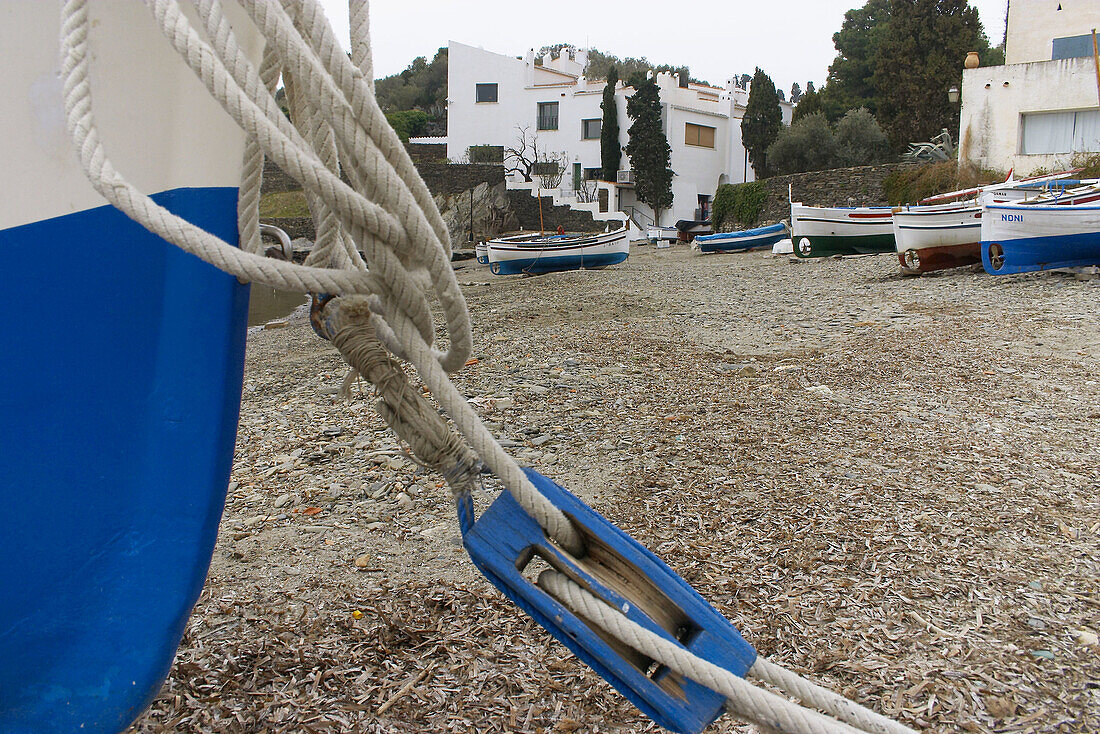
[600,67,621,181]
[624,77,673,225]
[873,0,987,150]
[741,67,783,180]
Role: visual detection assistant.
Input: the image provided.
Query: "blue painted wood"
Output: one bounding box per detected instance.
[460,469,757,734]
[694,223,789,253]
[0,188,248,733]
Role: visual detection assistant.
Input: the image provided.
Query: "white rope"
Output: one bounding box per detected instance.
[58,2,915,732]
[539,572,917,734]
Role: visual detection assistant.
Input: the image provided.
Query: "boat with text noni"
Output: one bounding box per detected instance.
[487,227,629,274]
[981,202,1100,274]
[892,175,1098,274]
[694,222,789,254]
[790,203,895,257]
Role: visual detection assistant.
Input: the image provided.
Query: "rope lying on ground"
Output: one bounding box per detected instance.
[59,2,917,732]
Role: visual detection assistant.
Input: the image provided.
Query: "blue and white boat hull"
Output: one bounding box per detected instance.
[981,203,1100,274]
[694,222,788,253]
[1,4,262,731]
[488,229,629,275]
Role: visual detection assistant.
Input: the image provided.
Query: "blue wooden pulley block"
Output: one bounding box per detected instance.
[459,468,758,734]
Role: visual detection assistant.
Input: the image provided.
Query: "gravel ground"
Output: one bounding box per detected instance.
[130,245,1099,733]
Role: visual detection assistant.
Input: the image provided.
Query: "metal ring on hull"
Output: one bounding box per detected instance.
[988,243,1005,271]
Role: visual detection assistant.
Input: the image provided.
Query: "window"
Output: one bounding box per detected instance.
[468,145,504,163]
[581,118,602,139]
[584,167,602,180]
[1052,34,1094,61]
[475,83,498,103]
[537,102,559,130]
[685,122,716,148]
[1020,109,1100,155]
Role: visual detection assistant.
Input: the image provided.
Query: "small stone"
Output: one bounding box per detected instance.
[1074,629,1098,646]
[366,522,386,531]
[354,554,373,569]
[396,492,414,510]
[531,434,552,446]
[274,493,292,508]
[1031,649,1055,660]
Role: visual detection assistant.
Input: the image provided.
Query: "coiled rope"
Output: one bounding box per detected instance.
[59,2,916,732]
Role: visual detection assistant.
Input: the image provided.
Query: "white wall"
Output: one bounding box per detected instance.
[446,41,792,227]
[958,56,1098,173]
[1006,0,1100,64]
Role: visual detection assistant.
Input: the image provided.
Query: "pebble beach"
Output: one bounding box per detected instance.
[130,245,1099,733]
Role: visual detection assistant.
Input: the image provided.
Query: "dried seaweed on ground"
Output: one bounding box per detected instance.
[130,250,1100,733]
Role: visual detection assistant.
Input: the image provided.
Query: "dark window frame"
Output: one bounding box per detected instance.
[475,83,498,103]
[581,118,602,139]
[537,101,559,130]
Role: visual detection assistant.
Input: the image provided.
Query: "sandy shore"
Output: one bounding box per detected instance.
[130,246,1099,733]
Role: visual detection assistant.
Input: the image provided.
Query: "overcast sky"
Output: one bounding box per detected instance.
[318,0,1009,95]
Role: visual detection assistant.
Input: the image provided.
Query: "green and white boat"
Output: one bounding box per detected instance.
[790,202,896,258]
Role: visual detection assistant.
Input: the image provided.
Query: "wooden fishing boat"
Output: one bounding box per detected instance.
[693,222,789,254]
[475,240,489,264]
[981,201,1100,274]
[0,4,261,731]
[893,201,984,273]
[487,228,629,275]
[790,203,895,258]
[895,180,1100,274]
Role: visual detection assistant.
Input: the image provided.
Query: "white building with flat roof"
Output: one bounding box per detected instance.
[444,41,791,227]
[958,0,1100,174]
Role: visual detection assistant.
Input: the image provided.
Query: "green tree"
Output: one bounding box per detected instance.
[740,68,783,179]
[791,86,824,123]
[374,47,448,133]
[824,0,891,117]
[834,107,891,166]
[624,77,673,224]
[385,109,430,142]
[873,0,989,150]
[767,113,838,175]
[600,66,621,181]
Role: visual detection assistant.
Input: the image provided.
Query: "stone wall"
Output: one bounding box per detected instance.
[505,190,611,233]
[417,163,504,198]
[406,143,448,163]
[261,159,302,195]
[752,162,918,224]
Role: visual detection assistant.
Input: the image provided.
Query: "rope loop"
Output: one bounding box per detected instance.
[59,3,915,733]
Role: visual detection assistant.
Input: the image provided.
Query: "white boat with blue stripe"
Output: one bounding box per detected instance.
[487,228,629,275]
[694,222,789,253]
[981,202,1100,274]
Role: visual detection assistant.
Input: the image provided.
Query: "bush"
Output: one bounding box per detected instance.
[711,184,737,229]
[712,181,769,229]
[883,161,1006,205]
[732,181,768,227]
[834,108,891,167]
[767,113,837,176]
[385,109,430,142]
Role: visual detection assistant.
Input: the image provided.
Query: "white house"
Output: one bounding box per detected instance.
[958,0,1100,174]
[444,41,791,227]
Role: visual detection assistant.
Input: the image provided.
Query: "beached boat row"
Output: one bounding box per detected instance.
[473,174,1099,278]
[787,174,1100,275]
